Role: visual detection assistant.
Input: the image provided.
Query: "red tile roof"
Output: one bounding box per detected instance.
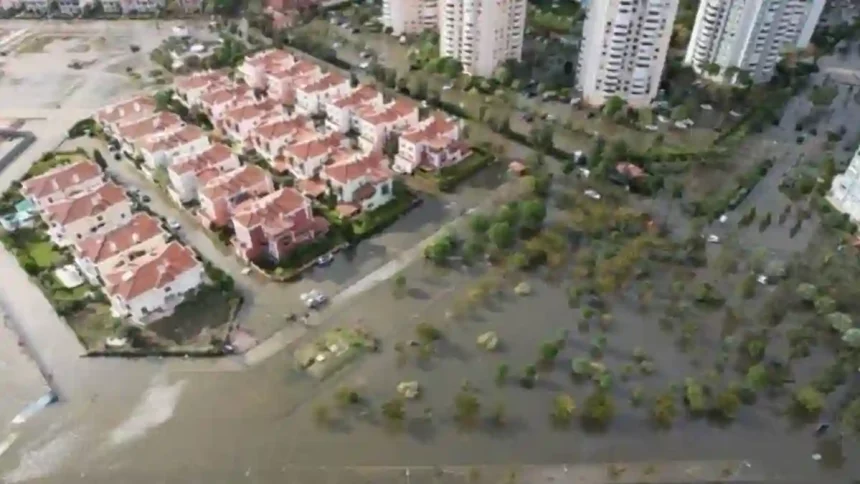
[104,241,200,301]
[43,182,129,225]
[200,164,271,202]
[283,132,342,160]
[200,85,252,107]
[331,85,380,109]
[358,98,417,127]
[76,213,165,263]
[269,59,318,80]
[401,114,457,143]
[323,151,391,185]
[140,125,207,153]
[299,72,347,94]
[21,160,103,199]
[170,144,235,176]
[232,187,310,235]
[174,70,229,92]
[116,112,183,141]
[96,96,156,124]
[254,116,311,142]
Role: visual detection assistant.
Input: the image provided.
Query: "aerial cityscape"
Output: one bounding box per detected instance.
[0,0,859,482]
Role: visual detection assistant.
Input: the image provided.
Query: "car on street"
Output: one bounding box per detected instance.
[706,234,721,244]
[141,194,151,203]
[301,290,327,309]
[359,61,370,69]
[316,253,334,266]
[167,219,181,231]
[584,189,601,200]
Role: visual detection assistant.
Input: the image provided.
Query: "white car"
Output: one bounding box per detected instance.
[167,219,181,231]
[718,214,728,223]
[301,290,327,309]
[706,234,720,243]
[442,83,454,91]
[359,61,370,69]
[584,189,601,200]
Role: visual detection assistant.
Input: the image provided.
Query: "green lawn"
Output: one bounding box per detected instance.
[353,188,417,236]
[147,286,238,346]
[29,241,62,268]
[67,303,122,350]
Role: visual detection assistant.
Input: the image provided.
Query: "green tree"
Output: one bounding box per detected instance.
[495,363,510,386]
[795,283,817,302]
[841,398,860,434]
[651,391,677,428]
[488,222,515,249]
[334,386,360,407]
[454,391,481,428]
[519,199,547,231]
[745,363,768,391]
[711,388,741,421]
[551,393,576,427]
[842,328,860,348]
[381,397,406,428]
[793,386,825,416]
[470,214,491,234]
[603,96,625,117]
[415,322,442,343]
[581,390,615,429]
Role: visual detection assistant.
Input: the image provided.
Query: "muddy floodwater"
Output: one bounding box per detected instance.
[2,258,857,484]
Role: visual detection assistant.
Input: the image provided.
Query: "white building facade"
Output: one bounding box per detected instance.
[828,146,860,222]
[684,0,826,84]
[439,0,526,77]
[577,0,679,108]
[382,0,439,35]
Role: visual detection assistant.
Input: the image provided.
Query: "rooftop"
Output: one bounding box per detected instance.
[43,182,129,226]
[174,69,229,92]
[401,113,457,143]
[76,212,165,263]
[323,151,391,185]
[232,187,308,234]
[283,132,342,160]
[21,160,103,199]
[139,125,207,153]
[170,143,235,176]
[200,164,271,202]
[104,241,200,301]
[116,112,183,141]
[331,85,381,109]
[254,116,312,142]
[96,96,156,125]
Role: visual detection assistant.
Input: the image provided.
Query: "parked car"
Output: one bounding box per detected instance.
[141,194,151,203]
[316,253,334,266]
[301,290,327,309]
[584,189,601,200]
[167,219,181,231]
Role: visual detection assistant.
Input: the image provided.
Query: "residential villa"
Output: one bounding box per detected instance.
[354,98,419,152]
[95,96,157,136]
[239,49,293,89]
[231,187,328,262]
[115,112,185,155]
[73,212,168,285]
[218,100,284,150]
[294,72,351,115]
[198,84,255,121]
[103,241,205,325]
[324,85,383,134]
[267,59,322,104]
[320,151,395,217]
[197,164,274,228]
[20,160,104,210]
[167,143,241,204]
[41,182,133,247]
[174,70,230,108]
[274,132,344,179]
[394,114,470,174]
[137,125,210,171]
[250,115,315,162]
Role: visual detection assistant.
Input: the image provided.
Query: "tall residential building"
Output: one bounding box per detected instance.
[576,0,679,108]
[382,0,439,35]
[439,0,527,77]
[828,145,860,222]
[684,0,826,84]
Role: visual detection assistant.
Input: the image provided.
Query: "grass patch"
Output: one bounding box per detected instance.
[29,240,62,268]
[24,151,90,179]
[352,186,419,237]
[436,150,495,191]
[255,232,346,281]
[67,303,122,350]
[147,286,239,347]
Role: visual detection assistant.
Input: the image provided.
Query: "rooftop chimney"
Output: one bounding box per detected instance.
[72,174,80,183]
[132,232,140,243]
[109,241,118,252]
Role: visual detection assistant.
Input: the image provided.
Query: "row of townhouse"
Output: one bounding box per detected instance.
[236,49,471,173]
[19,159,205,325]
